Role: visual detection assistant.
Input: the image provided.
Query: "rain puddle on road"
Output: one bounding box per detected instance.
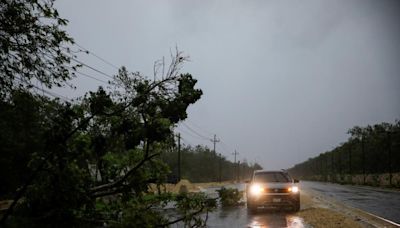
[247,212,305,227]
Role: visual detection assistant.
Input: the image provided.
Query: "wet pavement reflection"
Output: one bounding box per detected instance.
[206,206,306,228]
[200,184,307,228]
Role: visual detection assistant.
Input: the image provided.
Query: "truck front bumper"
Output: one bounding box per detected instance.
[247,193,300,208]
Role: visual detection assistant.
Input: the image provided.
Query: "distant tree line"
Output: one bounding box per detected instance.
[288,121,400,186]
[161,145,262,183]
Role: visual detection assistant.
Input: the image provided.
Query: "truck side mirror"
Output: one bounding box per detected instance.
[294,179,299,183]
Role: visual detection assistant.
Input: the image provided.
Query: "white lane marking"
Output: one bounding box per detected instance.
[304,185,400,227]
[361,210,400,227]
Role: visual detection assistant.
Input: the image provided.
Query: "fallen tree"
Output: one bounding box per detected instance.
[0,1,215,226]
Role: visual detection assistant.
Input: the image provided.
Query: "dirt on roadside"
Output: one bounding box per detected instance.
[297,208,362,228]
[297,190,400,228]
[164,179,200,193]
[296,191,362,228]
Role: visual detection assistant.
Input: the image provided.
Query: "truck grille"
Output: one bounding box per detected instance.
[264,188,289,193]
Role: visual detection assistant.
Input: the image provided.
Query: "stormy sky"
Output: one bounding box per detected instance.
[55,0,400,169]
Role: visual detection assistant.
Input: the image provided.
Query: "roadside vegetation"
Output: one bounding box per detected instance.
[0,0,227,226]
[216,188,243,207]
[161,145,262,183]
[289,121,400,187]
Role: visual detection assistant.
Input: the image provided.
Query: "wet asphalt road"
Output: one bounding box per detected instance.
[200,185,307,228]
[205,205,305,228]
[194,182,400,227]
[171,198,305,228]
[301,181,400,224]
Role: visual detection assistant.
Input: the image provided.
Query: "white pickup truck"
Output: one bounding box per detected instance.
[246,170,300,212]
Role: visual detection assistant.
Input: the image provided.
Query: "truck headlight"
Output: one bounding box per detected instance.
[288,186,299,193]
[250,184,263,196]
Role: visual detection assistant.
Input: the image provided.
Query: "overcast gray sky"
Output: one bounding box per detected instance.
[56,0,400,169]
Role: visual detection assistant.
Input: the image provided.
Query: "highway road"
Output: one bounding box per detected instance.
[205,206,305,227]
[301,181,400,224]
[201,185,306,228]
[193,181,400,227]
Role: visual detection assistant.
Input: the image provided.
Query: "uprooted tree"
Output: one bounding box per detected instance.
[0,0,216,226]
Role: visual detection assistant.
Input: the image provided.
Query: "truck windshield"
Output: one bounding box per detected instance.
[253,172,290,183]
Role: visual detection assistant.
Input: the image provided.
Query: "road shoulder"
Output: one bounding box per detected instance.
[300,189,399,228]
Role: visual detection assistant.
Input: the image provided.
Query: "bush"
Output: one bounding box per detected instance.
[216,187,242,207]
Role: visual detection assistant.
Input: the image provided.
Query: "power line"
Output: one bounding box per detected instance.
[74,42,120,70]
[66,66,109,84]
[219,140,232,153]
[43,48,115,84]
[220,140,232,149]
[179,129,229,155]
[180,136,193,146]
[181,122,236,157]
[183,121,236,156]
[71,58,115,80]
[181,122,211,140]
[72,70,110,84]
[177,127,209,141]
[15,77,71,102]
[35,87,70,101]
[186,119,213,135]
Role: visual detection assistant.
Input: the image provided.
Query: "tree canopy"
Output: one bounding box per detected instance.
[0,1,222,226]
[0,0,76,99]
[288,121,400,187]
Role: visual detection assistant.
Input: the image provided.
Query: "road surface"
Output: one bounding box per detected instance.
[194,182,400,227]
[200,185,307,228]
[301,181,400,224]
[205,205,306,227]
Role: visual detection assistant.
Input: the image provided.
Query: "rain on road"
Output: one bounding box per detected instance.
[199,185,307,228]
[301,181,400,224]
[187,181,400,227]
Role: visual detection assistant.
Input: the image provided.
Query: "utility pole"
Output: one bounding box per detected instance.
[361,134,366,185]
[232,150,239,182]
[238,160,241,182]
[348,143,352,176]
[210,134,220,182]
[218,153,222,183]
[211,134,220,155]
[331,152,334,179]
[387,131,392,186]
[318,157,321,178]
[338,150,342,180]
[177,133,181,182]
[325,154,328,182]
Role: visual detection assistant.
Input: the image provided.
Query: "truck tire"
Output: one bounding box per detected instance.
[247,202,257,213]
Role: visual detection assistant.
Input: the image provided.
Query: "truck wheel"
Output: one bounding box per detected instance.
[247,202,257,213]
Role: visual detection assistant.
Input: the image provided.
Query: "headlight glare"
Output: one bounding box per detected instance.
[250,184,263,196]
[289,186,299,193]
